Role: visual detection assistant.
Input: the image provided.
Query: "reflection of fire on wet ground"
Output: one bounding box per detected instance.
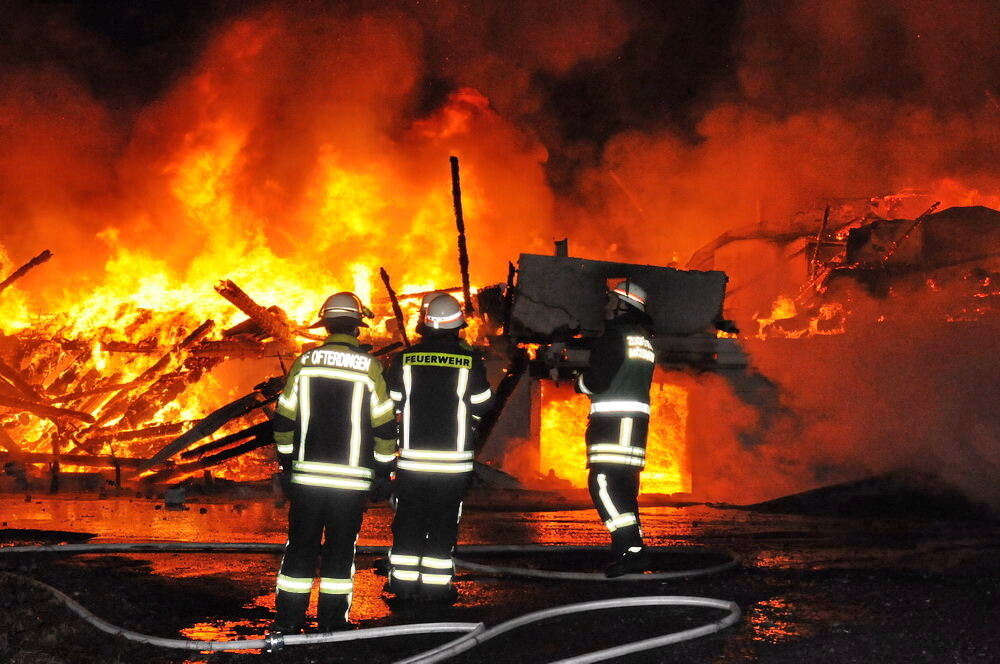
[3,496,1000,663]
[746,596,863,645]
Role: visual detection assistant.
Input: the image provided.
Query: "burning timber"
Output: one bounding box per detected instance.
[0,271,308,489]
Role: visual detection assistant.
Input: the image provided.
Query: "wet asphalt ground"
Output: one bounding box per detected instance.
[2,494,999,663]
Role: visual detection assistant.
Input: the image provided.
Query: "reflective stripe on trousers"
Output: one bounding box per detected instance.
[587,466,643,557]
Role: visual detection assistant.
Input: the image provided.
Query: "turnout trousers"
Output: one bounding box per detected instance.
[274,485,367,630]
[388,469,468,599]
[585,414,646,557]
[587,465,644,557]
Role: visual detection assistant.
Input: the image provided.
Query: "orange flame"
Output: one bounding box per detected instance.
[538,370,690,495]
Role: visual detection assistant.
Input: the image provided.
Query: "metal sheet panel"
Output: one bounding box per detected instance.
[509,254,728,340]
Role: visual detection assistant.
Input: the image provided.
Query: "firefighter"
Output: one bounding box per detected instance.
[384,293,492,604]
[270,292,398,633]
[576,280,656,577]
[369,290,445,578]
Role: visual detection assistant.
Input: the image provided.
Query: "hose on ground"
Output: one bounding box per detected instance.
[1,541,742,662]
[4,572,480,652]
[395,595,741,664]
[0,541,741,581]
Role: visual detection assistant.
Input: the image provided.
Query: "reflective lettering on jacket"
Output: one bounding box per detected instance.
[388,339,492,474]
[626,336,655,363]
[308,349,372,372]
[583,321,655,470]
[403,353,473,369]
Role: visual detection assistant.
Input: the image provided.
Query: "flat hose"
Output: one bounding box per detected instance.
[1,541,742,662]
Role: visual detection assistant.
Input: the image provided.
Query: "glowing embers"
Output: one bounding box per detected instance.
[538,371,690,495]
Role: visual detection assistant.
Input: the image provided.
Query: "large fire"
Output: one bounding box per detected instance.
[0,82,516,482]
[539,370,690,495]
[1,3,997,504]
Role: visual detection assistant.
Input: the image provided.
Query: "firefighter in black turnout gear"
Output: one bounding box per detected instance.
[271,292,397,632]
[576,280,656,577]
[385,293,492,603]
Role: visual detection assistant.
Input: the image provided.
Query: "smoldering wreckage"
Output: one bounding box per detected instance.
[1,194,999,663]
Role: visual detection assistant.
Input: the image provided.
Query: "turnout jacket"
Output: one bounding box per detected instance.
[576,312,656,468]
[273,334,398,491]
[386,335,492,474]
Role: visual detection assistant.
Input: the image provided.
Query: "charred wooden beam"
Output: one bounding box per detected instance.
[69,369,115,413]
[0,379,24,400]
[293,328,326,342]
[379,267,410,347]
[190,337,266,358]
[0,425,22,456]
[142,384,280,470]
[449,156,475,316]
[0,394,95,423]
[122,371,195,427]
[880,201,941,265]
[0,357,45,401]
[472,348,528,454]
[0,451,146,469]
[50,380,146,404]
[181,421,271,459]
[140,430,271,485]
[810,205,831,279]
[222,318,266,338]
[199,433,271,466]
[83,421,190,447]
[372,341,403,357]
[45,350,91,396]
[376,285,463,303]
[23,341,65,389]
[57,339,160,354]
[502,261,516,335]
[0,250,53,295]
[214,280,298,353]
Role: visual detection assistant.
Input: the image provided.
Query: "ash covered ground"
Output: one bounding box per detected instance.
[2,479,999,664]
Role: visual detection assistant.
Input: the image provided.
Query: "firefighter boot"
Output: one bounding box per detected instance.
[317,593,351,632]
[422,583,458,606]
[273,590,309,634]
[385,575,422,607]
[605,546,652,578]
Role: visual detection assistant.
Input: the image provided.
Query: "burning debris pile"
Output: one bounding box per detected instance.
[0,250,485,491]
[0,262,291,489]
[710,202,1000,339]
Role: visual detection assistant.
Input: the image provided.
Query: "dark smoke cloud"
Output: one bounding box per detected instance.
[737,0,1000,111]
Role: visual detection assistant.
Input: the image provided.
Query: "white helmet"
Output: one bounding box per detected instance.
[424,293,466,330]
[610,280,647,312]
[319,292,368,327]
[419,291,447,318]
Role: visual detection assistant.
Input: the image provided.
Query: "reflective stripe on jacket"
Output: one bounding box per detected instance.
[577,316,655,468]
[272,334,397,490]
[387,335,492,474]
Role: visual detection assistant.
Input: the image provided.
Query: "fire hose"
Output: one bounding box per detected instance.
[1,542,742,663]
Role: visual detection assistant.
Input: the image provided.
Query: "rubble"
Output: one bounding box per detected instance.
[0,268,296,489]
